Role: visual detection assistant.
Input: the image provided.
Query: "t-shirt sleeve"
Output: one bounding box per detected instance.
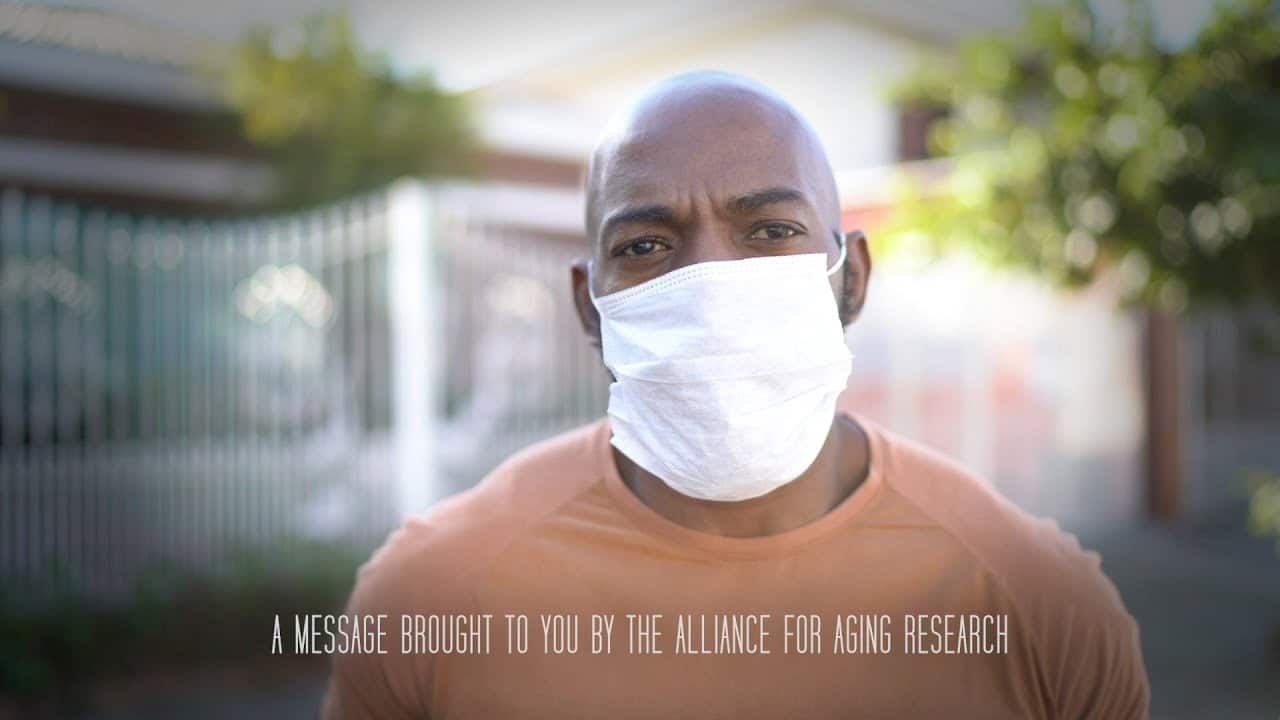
[868,427,1151,718]
[319,531,437,720]
[1031,527,1150,719]
[321,639,421,720]
[319,421,601,718]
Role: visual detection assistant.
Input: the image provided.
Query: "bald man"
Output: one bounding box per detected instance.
[321,71,1149,719]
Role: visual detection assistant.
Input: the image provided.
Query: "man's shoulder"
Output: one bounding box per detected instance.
[868,420,1131,623]
[870,419,1147,713]
[347,419,609,613]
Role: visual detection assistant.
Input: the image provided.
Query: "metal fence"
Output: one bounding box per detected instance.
[430,184,610,498]
[0,179,609,603]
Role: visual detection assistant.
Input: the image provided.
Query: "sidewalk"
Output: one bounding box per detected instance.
[1093,508,1280,719]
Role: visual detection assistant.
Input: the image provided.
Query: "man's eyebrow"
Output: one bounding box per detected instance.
[727,186,809,214]
[600,204,677,239]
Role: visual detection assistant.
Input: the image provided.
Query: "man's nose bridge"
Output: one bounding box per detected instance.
[677,220,739,269]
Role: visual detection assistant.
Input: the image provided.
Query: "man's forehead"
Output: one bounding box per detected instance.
[597,131,816,205]
[599,81,809,172]
[592,106,825,223]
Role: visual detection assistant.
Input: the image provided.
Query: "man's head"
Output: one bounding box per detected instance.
[570,69,870,346]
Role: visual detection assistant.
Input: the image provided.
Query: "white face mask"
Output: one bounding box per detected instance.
[589,239,853,502]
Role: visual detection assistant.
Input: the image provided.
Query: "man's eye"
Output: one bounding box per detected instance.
[749,224,800,241]
[619,238,667,257]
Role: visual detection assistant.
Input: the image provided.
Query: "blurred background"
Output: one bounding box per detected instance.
[0,0,1277,717]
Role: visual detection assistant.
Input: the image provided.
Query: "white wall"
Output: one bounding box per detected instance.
[478,3,935,173]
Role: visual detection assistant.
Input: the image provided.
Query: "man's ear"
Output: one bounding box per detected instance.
[570,258,602,349]
[841,229,871,326]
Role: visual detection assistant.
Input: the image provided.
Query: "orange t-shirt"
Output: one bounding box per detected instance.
[320,414,1148,719]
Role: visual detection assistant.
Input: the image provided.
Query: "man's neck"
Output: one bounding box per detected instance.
[611,413,871,538]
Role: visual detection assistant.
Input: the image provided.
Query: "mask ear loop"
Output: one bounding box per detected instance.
[826,230,847,277]
[586,258,600,305]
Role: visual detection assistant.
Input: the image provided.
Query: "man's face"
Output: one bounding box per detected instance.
[570,83,870,348]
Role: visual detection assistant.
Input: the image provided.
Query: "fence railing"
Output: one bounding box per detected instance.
[0,179,609,603]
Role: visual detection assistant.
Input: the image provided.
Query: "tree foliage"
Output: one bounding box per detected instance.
[886,0,1280,314]
[221,14,475,209]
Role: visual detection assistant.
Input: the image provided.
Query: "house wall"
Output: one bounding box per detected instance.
[477,3,938,173]
[0,33,270,213]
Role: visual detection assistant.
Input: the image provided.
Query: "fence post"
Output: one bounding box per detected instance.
[387,179,439,517]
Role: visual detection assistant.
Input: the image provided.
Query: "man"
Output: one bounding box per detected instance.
[322,70,1149,719]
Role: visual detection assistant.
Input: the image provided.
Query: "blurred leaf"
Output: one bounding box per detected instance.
[885,0,1280,314]
[220,13,476,209]
[1247,468,1280,554]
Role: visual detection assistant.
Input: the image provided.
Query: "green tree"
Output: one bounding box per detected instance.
[886,0,1279,313]
[886,0,1280,539]
[221,14,474,209]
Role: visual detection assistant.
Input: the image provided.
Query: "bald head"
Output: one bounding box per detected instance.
[585,70,842,247]
[569,69,868,334]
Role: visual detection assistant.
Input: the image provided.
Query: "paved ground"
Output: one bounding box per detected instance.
[85,673,329,720]
[70,507,1280,719]
[1095,507,1280,719]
